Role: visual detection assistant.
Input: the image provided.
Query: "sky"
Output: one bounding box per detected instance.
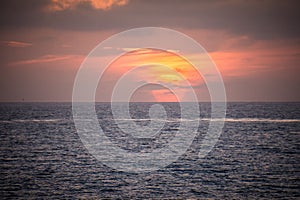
[0,0,299,102]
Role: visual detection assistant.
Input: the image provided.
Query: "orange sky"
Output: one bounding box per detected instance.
[97,48,204,102]
[0,0,299,102]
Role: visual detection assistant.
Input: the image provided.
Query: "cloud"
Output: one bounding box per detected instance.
[46,0,129,11]
[90,0,128,10]
[103,46,138,51]
[0,0,299,39]
[10,54,80,66]
[2,41,32,48]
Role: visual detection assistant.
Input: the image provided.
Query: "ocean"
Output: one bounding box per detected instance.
[0,102,299,199]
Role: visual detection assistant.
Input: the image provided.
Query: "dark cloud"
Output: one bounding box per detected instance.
[1,0,300,39]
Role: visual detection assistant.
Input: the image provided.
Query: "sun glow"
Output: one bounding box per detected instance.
[97,48,203,102]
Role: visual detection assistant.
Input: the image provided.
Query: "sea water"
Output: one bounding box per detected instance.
[0,102,299,199]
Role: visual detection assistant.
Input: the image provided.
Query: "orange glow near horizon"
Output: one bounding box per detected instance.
[97,48,204,102]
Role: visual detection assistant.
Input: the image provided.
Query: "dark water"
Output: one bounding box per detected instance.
[0,102,299,199]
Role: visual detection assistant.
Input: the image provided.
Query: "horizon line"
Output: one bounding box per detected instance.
[1,101,300,103]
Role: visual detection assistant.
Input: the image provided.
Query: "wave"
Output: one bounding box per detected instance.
[0,119,63,123]
[114,118,300,123]
[205,118,300,123]
[0,118,299,123]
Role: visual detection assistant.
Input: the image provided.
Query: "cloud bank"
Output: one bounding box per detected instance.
[0,0,300,39]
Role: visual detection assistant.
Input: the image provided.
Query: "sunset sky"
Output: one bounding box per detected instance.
[0,0,299,102]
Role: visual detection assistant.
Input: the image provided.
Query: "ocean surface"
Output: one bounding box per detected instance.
[0,102,299,199]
